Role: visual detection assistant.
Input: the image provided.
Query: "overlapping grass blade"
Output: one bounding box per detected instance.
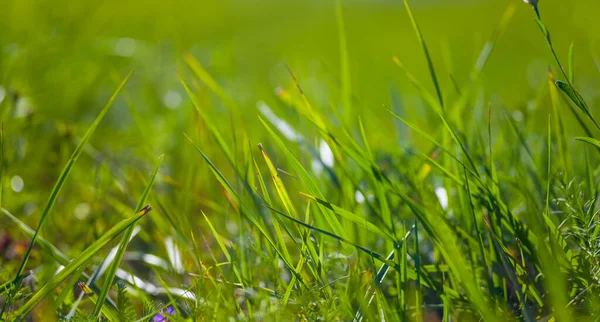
[336,0,352,126]
[78,282,120,322]
[402,0,443,108]
[568,41,575,84]
[183,54,238,110]
[353,227,413,322]
[92,154,164,318]
[530,6,600,132]
[263,203,418,281]
[202,212,244,287]
[10,70,134,283]
[13,205,152,317]
[1,71,133,319]
[259,117,346,238]
[183,133,303,284]
[299,192,393,241]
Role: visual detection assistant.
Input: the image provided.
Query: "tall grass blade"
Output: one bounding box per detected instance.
[2,71,133,319]
[183,133,302,283]
[14,205,152,318]
[78,282,120,322]
[574,137,600,149]
[568,41,575,84]
[402,0,444,108]
[92,154,164,318]
[183,54,238,109]
[259,117,346,237]
[336,0,353,125]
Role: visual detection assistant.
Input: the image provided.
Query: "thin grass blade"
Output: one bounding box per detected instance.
[14,205,152,318]
[92,154,164,318]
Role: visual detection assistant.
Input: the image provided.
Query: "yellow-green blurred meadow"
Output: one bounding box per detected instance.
[2,0,600,320]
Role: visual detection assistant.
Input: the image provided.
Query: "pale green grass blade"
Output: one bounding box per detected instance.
[258,143,298,218]
[392,56,440,111]
[555,80,600,131]
[398,193,500,321]
[489,231,534,322]
[252,154,294,263]
[358,118,393,241]
[202,212,244,287]
[263,203,417,279]
[548,70,571,175]
[184,54,238,109]
[400,224,408,319]
[531,10,599,131]
[259,117,346,238]
[585,148,595,199]
[464,166,493,303]
[11,70,134,285]
[451,2,515,124]
[354,227,413,322]
[183,133,303,283]
[14,205,152,317]
[540,116,573,322]
[0,280,12,297]
[336,0,352,125]
[568,41,575,84]
[299,192,394,241]
[472,3,516,77]
[413,219,422,321]
[1,207,120,318]
[389,109,480,178]
[78,282,120,322]
[546,116,552,211]
[416,151,464,186]
[402,0,443,108]
[575,137,600,149]
[180,76,235,164]
[257,143,324,301]
[92,154,164,318]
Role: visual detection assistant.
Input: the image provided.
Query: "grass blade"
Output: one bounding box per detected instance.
[402,0,443,108]
[259,117,346,237]
[183,133,303,284]
[13,205,152,318]
[92,154,164,318]
[8,70,134,289]
[336,0,352,125]
[78,282,120,322]
[568,41,575,84]
[574,137,600,149]
[299,192,394,241]
[183,54,238,110]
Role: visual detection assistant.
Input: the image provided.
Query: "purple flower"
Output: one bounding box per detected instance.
[153,313,166,322]
[153,306,176,322]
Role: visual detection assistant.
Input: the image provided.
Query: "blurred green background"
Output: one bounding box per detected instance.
[1,0,600,299]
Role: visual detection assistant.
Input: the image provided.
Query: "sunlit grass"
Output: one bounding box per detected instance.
[2,0,600,321]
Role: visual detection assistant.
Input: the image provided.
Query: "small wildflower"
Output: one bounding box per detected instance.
[153,313,166,322]
[153,306,175,322]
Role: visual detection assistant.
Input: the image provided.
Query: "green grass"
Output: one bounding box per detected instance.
[2,0,600,320]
